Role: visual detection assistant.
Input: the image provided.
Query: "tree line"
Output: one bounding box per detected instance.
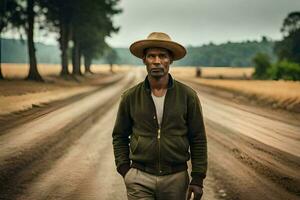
[2,38,276,67]
[0,0,121,81]
[253,11,300,81]
[107,40,276,67]
[175,38,275,67]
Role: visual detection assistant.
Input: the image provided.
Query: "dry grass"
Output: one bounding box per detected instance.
[2,64,299,112]
[0,63,132,96]
[1,63,132,79]
[0,63,131,115]
[171,66,254,79]
[172,67,300,112]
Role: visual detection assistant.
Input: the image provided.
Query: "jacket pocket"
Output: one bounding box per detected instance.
[129,135,157,163]
[130,135,139,153]
[161,135,190,163]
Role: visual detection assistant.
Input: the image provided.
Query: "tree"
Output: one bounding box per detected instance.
[0,0,43,81]
[261,36,269,43]
[70,0,121,75]
[37,0,121,76]
[281,11,300,35]
[81,32,107,74]
[26,0,43,81]
[38,0,73,76]
[268,61,300,81]
[0,0,21,79]
[274,12,300,63]
[0,0,7,79]
[104,47,118,73]
[252,53,271,79]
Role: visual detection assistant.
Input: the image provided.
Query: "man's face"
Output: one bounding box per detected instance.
[143,48,173,80]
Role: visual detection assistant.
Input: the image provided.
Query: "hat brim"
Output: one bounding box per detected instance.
[129,39,186,61]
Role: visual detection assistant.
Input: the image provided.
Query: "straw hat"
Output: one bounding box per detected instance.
[129,32,186,60]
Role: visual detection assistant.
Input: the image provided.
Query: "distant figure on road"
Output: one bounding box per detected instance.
[112,32,207,200]
[196,67,202,77]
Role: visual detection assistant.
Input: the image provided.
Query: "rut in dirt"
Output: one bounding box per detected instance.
[0,72,136,200]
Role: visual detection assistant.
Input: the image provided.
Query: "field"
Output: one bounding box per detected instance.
[171,67,300,112]
[0,63,132,79]
[0,63,130,115]
[171,66,254,79]
[1,64,300,113]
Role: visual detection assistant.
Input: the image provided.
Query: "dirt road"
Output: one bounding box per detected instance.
[182,80,300,200]
[0,70,299,200]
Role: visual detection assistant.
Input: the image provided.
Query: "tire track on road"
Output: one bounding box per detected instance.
[180,79,300,200]
[17,104,125,200]
[0,72,136,200]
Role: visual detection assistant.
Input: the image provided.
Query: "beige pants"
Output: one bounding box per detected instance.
[124,168,189,200]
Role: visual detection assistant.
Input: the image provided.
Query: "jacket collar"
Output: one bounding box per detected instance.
[143,73,174,92]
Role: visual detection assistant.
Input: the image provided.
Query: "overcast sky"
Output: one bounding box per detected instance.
[105,0,300,47]
[2,0,299,47]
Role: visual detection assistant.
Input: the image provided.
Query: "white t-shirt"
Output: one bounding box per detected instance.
[151,92,166,126]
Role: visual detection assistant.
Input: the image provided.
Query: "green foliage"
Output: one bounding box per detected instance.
[3,38,275,67]
[94,39,276,67]
[267,61,300,81]
[252,53,300,81]
[274,11,300,63]
[252,53,271,79]
[0,0,27,32]
[280,11,300,35]
[254,12,300,81]
[1,0,122,76]
[79,0,121,63]
[174,39,275,67]
[69,0,121,66]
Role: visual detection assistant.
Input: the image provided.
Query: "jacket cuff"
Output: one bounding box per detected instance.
[190,172,205,187]
[117,163,131,177]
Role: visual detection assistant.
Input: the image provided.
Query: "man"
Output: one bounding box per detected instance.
[112,32,207,200]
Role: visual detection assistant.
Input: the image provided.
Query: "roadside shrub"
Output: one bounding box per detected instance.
[268,61,300,80]
[252,53,271,79]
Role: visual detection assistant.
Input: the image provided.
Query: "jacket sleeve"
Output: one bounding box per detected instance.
[187,91,207,187]
[112,93,132,175]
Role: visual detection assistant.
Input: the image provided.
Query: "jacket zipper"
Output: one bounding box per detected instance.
[149,87,169,174]
[158,90,168,174]
[158,125,161,173]
[149,92,162,174]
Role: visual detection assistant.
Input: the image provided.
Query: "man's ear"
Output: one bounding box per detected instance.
[142,57,146,64]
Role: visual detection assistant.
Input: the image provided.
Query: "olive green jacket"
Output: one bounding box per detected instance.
[112,74,207,185]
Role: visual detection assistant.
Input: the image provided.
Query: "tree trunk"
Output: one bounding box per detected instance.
[59,21,70,76]
[84,55,92,74]
[26,0,43,81]
[110,63,113,73]
[1,0,7,79]
[0,65,3,79]
[72,35,81,75]
[0,38,3,79]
